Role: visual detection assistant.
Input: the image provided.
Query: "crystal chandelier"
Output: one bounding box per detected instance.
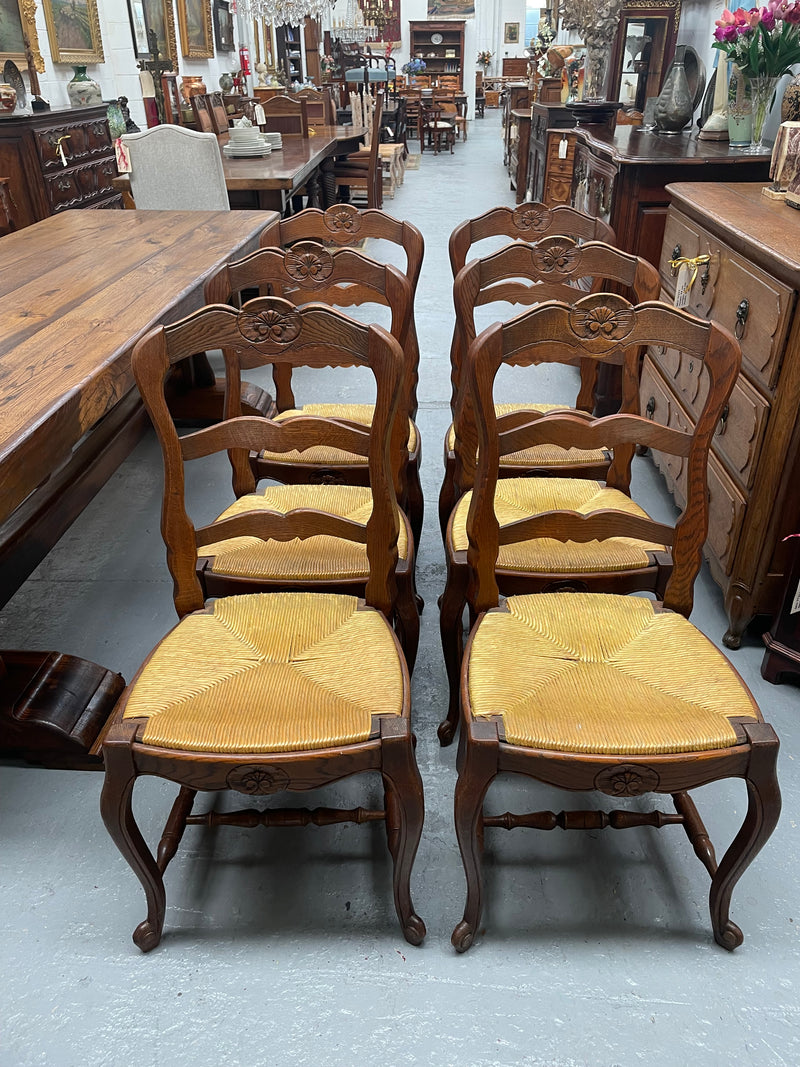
[236,0,330,27]
[333,0,378,45]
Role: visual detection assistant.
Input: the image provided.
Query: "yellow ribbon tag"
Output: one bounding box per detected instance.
[669,254,711,309]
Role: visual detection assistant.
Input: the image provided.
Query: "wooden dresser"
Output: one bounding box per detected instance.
[569,125,770,268]
[502,84,529,169]
[508,108,532,203]
[0,106,121,230]
[641,182,800,649]
[529,102,578,206]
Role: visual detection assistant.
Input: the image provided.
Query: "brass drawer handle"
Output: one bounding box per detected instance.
[734,298,749,339]
[54,134,71,166]
[688,360,694,374]
[716,404,729,436]
[700,261,710,294]
[671,244,681,275]
[645,395,656,419]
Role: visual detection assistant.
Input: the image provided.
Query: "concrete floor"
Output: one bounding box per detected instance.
[2,112,800,1067]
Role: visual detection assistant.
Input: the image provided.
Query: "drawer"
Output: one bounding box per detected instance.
[705,451,746,577]
[35,119,111,172]
[546,156,574,179]
[659,211,719,316]
[713,248,793,392]
[45,158,117,211]
[639,355,691,501]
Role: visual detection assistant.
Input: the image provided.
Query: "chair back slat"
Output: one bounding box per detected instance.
[132,300,404,618]
[195,507,368,549]
[497,509,676,549]
[464,298,742,619]
[179,413,371,463]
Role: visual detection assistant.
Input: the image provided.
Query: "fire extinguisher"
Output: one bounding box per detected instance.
[239,45,251,76]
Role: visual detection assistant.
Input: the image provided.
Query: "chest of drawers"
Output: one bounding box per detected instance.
[641,182,800,648]
[529,103,577,206]
[0,106,122,230]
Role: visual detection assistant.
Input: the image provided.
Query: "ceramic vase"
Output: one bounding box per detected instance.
[0,83,17,114]
[219,72,234,93]
[654,45,693,134]
[67,66,102,109]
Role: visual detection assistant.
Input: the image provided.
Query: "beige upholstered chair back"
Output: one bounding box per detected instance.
[121,125,229,211]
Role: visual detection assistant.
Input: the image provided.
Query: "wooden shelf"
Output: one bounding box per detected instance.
[409,20,465,89]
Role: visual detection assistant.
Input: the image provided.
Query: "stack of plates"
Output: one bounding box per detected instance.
[262,132,283,151]
[224,126,272,158]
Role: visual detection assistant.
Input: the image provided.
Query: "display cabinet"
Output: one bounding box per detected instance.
[276,24,304,83]
[409,21,465,88]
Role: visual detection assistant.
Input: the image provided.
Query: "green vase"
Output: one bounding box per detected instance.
[67,65,102,109]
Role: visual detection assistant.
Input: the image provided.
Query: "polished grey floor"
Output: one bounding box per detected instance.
[2,112,800,1067]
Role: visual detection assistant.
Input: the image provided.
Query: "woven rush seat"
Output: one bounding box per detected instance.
[467,593,761,755]
[202,484,409,580]
[261,404,418,465]
[449,477,664,573]
[446,402,609,468]
[123,592,403,753]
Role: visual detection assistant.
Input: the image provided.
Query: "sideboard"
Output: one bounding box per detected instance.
[641,182,800,649]
[0,106,121,230]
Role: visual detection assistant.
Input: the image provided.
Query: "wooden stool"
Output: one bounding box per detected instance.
[378,143,404,198]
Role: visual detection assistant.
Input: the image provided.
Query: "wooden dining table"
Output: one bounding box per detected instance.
[0,206,276,767]
[113,126,368,214]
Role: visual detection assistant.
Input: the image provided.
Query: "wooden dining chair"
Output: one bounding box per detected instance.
[258,204,425,540]
[434,92,467,141]
[420,102,455,155]
[191,93,215,134]
[438,245,661,743]
[450,294,780,953]
[205,241,423,553]
[0,177,18,236]
[261,95,309,136]
[100,297,426,952]
[333,91,383,208]
[290,87,335,125]
[207,91,230,135]
[402,90,424,153]
[439,236,661,536]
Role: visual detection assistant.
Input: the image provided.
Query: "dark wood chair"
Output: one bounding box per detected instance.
[258,204,425,542]
[438,241,661,742]
[207,91,230,134]
[420,102,455,155]
[475,71,485,118]
[450,294,780,953]
[190,93,215,134]
[402,90,424,153]
[202,246,420,664]
[433,92,467,141]
[290,87,335,125]
[333,91,383,208]
[0,177,18,236]
[100,298,426,952]
[261,95,309,136]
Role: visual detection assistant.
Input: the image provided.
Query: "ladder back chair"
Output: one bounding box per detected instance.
[261,95,309,136]
[333,92,384,208]
[420,101,455,154]
[439,235,661,537]
[203,245,421,664]
[433,92,467,141]
[208,232,424,550]
[450,294,780,953]
[100,298,426,952]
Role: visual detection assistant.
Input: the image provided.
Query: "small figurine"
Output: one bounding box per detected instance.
[255,61,268,87]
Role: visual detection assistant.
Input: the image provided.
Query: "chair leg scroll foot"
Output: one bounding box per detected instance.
[709,722,781,950]
[381,719,426,946]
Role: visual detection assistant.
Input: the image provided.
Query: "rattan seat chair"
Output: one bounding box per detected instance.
[256,205,425,542]
[450,294,780,953]
[100,298,425,952]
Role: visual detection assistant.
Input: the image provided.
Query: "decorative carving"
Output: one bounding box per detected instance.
[568,293,636,351]
[532,237,582,274]
[237,304,302,344]
[324,204,362,234]
[594,763,660,796]
[284,243,334,284]
[226,765,290,795]
[512,203,551,233]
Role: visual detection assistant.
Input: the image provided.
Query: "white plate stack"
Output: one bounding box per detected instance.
[262,132,283,151]
[224,126,272,158]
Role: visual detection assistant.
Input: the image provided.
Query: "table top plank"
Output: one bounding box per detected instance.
[0,209,274,522]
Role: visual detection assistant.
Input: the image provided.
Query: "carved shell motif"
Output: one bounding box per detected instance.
[284,242,335,285]
[512,203,551,234]
[594,764,660,797]
[567,294,635,353]
[227,765,290,795]
[324,204,362,234]
[532,237,582,275]
[237,302,302,344]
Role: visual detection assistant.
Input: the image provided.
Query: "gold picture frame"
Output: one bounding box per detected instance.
[0,0,45,72]
[177,0,214,59]
[42,0,104,63]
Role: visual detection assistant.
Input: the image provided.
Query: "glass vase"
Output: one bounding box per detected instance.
[748,74,780,152]
[581,41,613,102]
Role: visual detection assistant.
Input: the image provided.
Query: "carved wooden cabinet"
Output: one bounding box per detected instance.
[0,106,121,230]
[409,20,465,88]
[569,125,770,269]
[502,84,529,168]
[641,182,800,649]
[528,102,577,206]
[508,109,531,203]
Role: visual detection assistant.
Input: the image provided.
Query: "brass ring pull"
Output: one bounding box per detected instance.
[716,404,729,436]
[688,360,694,374]
[671,244,681,275]
[700,261,710,294]
[645,396,656,420]
[734,298,749,339]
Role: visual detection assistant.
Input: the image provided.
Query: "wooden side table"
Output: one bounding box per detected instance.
[762,535,800,685]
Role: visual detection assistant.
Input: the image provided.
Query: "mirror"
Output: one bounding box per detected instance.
[608,0,681,110]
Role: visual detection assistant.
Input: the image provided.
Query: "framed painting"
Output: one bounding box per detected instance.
[177,0,213,59]
[504,22,519,44]
[213,0,233,52]
[42,0,104,63]
[0,0,44,71]
[142,0,178,62]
